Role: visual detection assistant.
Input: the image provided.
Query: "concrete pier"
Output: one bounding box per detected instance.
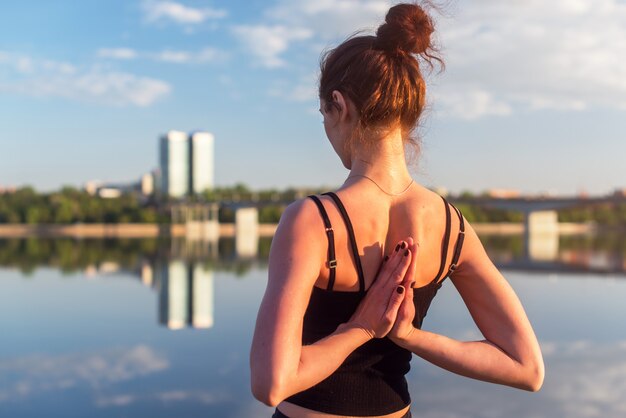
[524,210,559,261]
[235,207,259,258]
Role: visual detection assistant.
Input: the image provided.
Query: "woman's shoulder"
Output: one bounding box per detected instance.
[279,195,324,226]
[400,183,452,218]
[268,196,327,281]
[273,195,329,246]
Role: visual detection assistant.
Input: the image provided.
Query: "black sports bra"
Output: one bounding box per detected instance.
[284,191,465,416]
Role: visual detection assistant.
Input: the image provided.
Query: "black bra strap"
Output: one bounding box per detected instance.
[446,203,465,276]
[308,195,336,290]
[432,196,452,284]
[323,192,366,293]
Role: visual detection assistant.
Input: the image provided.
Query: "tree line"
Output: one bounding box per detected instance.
[1,185,625,225]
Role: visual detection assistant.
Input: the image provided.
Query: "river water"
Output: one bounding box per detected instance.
[0,235,624,417]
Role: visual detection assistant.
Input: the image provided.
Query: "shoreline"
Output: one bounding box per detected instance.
[0,222,602,238]
[0,223,278,238]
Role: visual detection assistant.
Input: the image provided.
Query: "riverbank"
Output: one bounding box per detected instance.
[0,222,605,238]
[0,223,278,238]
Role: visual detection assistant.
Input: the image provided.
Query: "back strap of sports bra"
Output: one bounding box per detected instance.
[323,192,366,293]
[432,195,452,284]
[446,201,465,276]
[308,195,336,291]
[432,197,466,284]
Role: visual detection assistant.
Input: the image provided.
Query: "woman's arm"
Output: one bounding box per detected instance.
[250,199,411,406]
[390,222,545,392]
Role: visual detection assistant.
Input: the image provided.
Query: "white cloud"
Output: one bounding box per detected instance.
[433,86,513,120]
[0,53,171,107]
[407,339,626,418]
[230,1,388,71]
[155,50,191,63]
[0,345,168,402]
[15,56,34,74]
[152,47,223,63]
[237,0,626,118]
[432,0,626,118]
[542,339,626,417]
[232,25,313,68]
[97,48,138,60]
[95,394,136,407]
[41,60,76,75]
[97,47,225,64]
[94,389,232,408]
[156,389,230,404]
[142,0,227,25]
[268,74,318,102]
[268,0,390,39]
[69,71,171,106]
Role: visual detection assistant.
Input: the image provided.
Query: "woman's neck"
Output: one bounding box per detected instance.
[348,129,412,190]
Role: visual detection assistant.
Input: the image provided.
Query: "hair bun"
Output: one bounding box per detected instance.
[375,3,434,55]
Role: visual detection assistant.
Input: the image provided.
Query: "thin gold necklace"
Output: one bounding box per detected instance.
[347,174,414,196]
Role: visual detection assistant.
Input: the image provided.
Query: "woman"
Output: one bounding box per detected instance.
[250,3,544,417]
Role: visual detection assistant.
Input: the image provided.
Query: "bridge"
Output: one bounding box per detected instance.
[448,194,625,261]
[450,194,625,211]
[165,191,624,259]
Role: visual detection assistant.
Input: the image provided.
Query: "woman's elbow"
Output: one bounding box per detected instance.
[528,361,545,392]
[251,375,286,407]
[519,355,545,392]
[251,385,281,407]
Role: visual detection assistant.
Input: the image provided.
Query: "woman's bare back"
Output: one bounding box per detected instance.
[311,183,463,293]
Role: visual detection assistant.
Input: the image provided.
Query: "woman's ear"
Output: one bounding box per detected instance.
[331,90,351,123]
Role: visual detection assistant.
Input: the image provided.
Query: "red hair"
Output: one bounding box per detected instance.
[319,3,443,145]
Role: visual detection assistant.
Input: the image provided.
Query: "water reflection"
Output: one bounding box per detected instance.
[0,233,626,417]
[479,233,626,274]
[0,232,623,276]
[0,236,272,276]
[154,260,214,330]
[0,345,169,403]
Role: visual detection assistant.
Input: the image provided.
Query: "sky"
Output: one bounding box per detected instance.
[0,0,625,196]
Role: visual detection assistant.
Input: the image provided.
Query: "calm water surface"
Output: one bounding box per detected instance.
[0,236,625,418]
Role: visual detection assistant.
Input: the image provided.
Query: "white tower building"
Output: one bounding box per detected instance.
[160,130,190,198]
[189,131,215,195]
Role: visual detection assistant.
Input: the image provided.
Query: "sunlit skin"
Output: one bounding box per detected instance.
[250,90,544,418]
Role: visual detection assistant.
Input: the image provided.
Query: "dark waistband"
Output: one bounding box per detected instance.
[272,408,412,418]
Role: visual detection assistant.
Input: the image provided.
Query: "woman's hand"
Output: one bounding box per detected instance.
[389,238,419,344]
[347,240,412,339]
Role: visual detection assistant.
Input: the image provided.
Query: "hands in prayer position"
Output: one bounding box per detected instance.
[347,237,420,341]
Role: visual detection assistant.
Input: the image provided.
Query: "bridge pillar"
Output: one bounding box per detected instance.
[235,207,259,257]
[179,203,220,242]
[524,210,559,261]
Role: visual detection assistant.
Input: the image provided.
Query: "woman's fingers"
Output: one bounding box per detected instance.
[385,248,412,291]
[372,240,408,290]
[402,241,420,288]
[399,281,414,319]
[385,285,405,323]
[352,238,415,338]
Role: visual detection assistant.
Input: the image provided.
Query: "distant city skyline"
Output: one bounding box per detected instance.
[1,1,625,195]
[159,130,215,197]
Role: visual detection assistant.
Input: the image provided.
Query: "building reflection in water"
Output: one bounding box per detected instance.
[134,232,270,331]
[0,227,621,332]
[144,260,214,330]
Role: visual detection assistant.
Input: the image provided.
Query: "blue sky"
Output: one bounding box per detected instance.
[1,0,625,195]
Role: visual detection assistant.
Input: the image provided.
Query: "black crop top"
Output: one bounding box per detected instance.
[284,192,465,416]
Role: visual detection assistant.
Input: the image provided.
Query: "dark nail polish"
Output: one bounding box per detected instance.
[396,286,404,294]
[395,244,400,252]
[401,242,407,249]
[404,249,409,256]
[384,255,389,262]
